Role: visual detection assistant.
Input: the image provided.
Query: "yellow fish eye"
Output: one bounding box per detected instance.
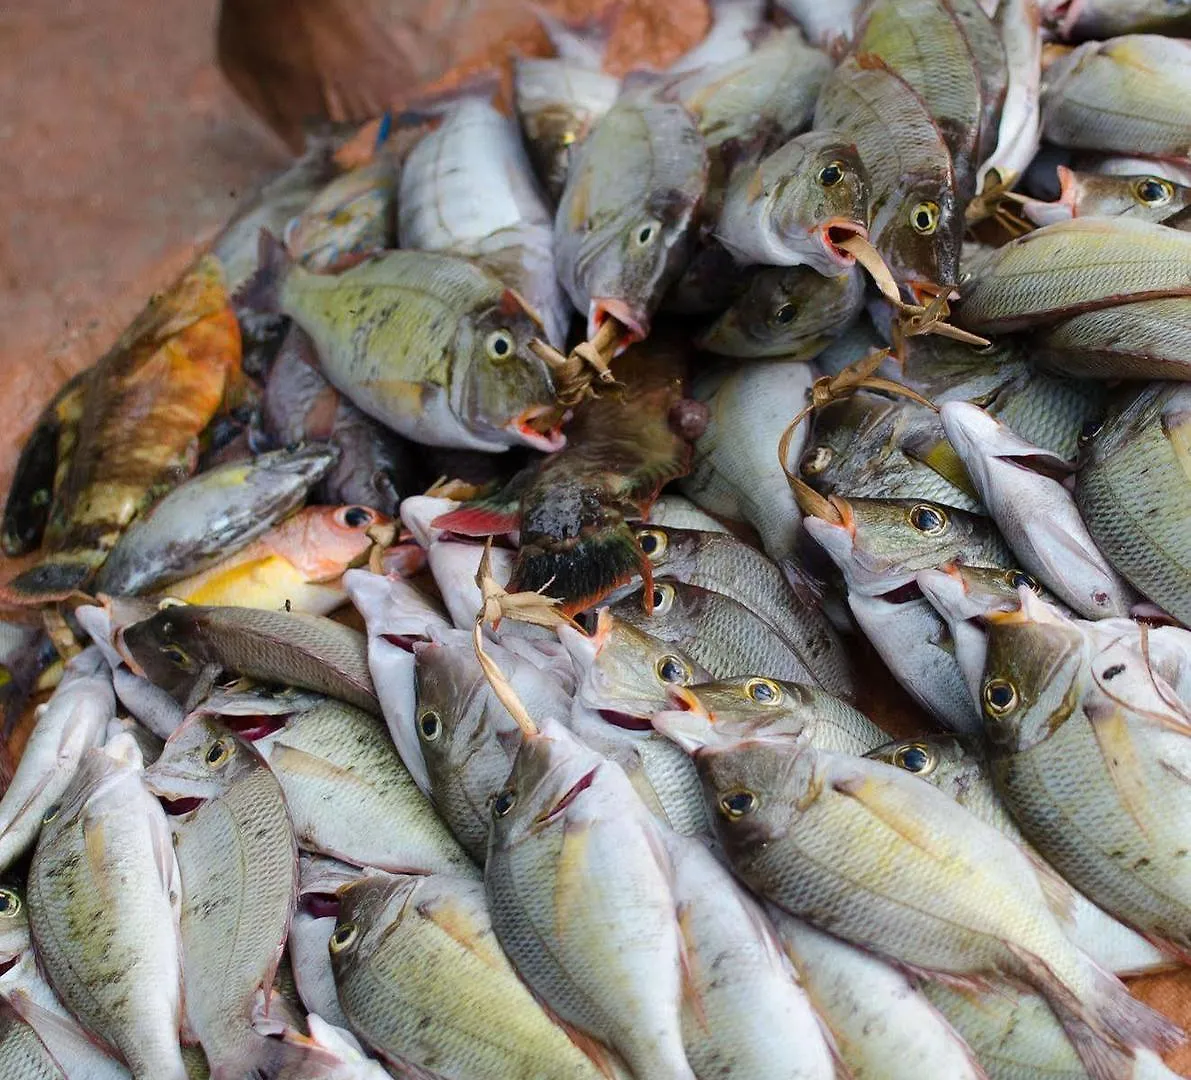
[909,201,940,235]
[648,583,676,615]
[982,678,1019,717]
[908,504,949,536]
[418,709,442,742]
[1133,176,1173,207]
[204,739,232,769]
[1005,569,1040,594]
[0,889,20,918]
[818,161,846,187]
[719,790,758,820]
[493,788,517,818]
[636,528,668,561]
[892,742,936,775]
[745,677,782,705]
[329,922,358,953]
[485,330,515,362]
[160,643,192,668]
[656,654,691,685]
[800,446,833,477]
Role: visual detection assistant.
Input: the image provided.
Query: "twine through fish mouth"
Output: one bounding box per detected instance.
[532,317,623,411]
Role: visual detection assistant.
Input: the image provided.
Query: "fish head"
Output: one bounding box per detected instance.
[878,174,961,296]
[771,132,870,271]
[560,609,708,721]
[489,718,611,850]
[693,736,809,854]
[608,580,703,643]
[456,297,564,453]
[980,590,1086,754]
[0,884,30,968]
[865,733,978,790]
[282,504,391,581]
[330,873,419,971]
[144,714,264,805]
[654,677,812,752]
[118,604,216,698]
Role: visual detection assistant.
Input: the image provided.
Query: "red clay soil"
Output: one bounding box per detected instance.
[1,2,1189,1072]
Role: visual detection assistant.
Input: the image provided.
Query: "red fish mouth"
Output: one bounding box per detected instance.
[381,632,420,652]
[161,796,205,816]
[538,766,599,823]
[906,280,959,307]
[589,299,649,346]
[820,220,867,265]
[508,407,566,453]
[597,708,654,731]
[222,715,288,741]
[301,893,340,919]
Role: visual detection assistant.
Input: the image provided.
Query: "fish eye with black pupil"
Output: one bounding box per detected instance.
[893,743,933,774]
[982,678,1018,716]
[418,710,441,741]
[1133,177,1173,206]
[719,791,757,819]
[485,330,514,361]
[43,804,60,824]
[342,506,372,527]
[746,678,781,704]
[773,303,797,325]
[1007,570,1039,593]
[493,789,517,818]
[329,922,357,952]
[910,201,940,235]
[205,740,231,768]
[800,446,833,476]
[0,890,18,916]
[656,655,689,684]
[637,529,667,559]
[634,222,656,246]
[909,504,948,535]
[818,161,845,187]
[161,644,190,667]
[1078,420,1103,447]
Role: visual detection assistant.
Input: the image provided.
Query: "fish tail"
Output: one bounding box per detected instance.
[1008,943,1183,1079]
[1,554,97,605]
[234,230,292,314]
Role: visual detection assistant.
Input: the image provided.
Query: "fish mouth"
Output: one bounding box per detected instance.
[907,280,957,307]
[0,955,19,977]
[160,796,206,815]
[222,715,288,742]
[666,684,709,717]
[597,708,654,731]
[538,765,600,823]
[819,220,867,266]
[300,892,340,919]
[382,632,421,652]
[588,298,649,346]
[1014,167,1078,227]
[507,407,566,453]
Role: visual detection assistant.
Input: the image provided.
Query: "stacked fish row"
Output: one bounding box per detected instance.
[1,0,1191,1077]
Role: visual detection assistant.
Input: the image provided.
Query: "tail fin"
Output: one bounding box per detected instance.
[234,230,293,315]
[1,555,96,605]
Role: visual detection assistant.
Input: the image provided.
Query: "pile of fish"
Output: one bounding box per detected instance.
[3,0,1191,1076]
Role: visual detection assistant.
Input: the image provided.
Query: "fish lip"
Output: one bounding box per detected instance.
[588,298,649,345]
[536,765,600,824]
[159,795,206,816]
[907,280,954,307]
[506,407,567,453]
[819,220,867,266]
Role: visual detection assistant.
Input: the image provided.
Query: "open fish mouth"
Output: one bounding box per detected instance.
[537,765,600,824]
[507,406,566,453]
[589,298,649,346]
[820,220,868,266]
[160,796,206,816]
[597,708,654,731]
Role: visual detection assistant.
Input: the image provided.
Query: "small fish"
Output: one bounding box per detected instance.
[4,257,242,601]
[1018,167,1191,228]
[1041,35,1191,159]
[96,445,336,596]
[242,235,562,452]
[332,871,608,1079]
[262,323,408,515]
[398,94,569,347]
[1075,382,1191,625]
[768,907,986,1080]
[554,87,708,340]
[252,695,477,876]
[692,735,1181,1077]
[941,401,1135,618]
[157,504,386,615]
[144,716,299,1079]
[679,360,813,563]
[697,264,867,358]
[486,719,695,1079]
[1042,0,1191,39]
[119,604,378,714]
[0,647,114,871]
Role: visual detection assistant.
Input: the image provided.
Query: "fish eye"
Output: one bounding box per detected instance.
[1005,569,1040,594]
[719,790,757,820]
[1077,419,1103,447]
[655,654,691,685]
[1133,176,1173,207]
[908,504,949,536]
[42,803,61,824]
[818,161,846,187]
[633,221,659,247]
[160,644,192,668]
[485,330,515,362]
[329,922,358,953]
[772,303,798,325]
[909,201,940,235]
[636,528,668,561]
[982,678,1019,716]
[745,677,782,704]
[493,788,517,818]
[204,739,232,768]
[650,583,675,614]
[892,742,936,775]
[339,506,374,528]
[800,446,833,477]
[0,889,20,917]
[417,709,442,741]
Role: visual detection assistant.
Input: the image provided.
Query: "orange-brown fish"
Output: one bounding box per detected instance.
[4,257,242,603]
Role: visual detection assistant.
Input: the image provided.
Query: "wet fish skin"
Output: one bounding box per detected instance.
[143,715,299,1079]
[714,130,869,275]
[1043,0,1191,40]
[29,737,185,1080]
[290,859,361,1029]
[975,0,1041,198]
[1038,297,1191,381]
[980,594,1191,956]
[679,360,812,562]
[555,89,708,339]
[254,696,477,876]
[97,445,336,596]
[0,999,69,1080]
[1041,35,1191,159]
[333,871,607,1080]
[1019,167,1191,228]
[941,401,1134,619]
[486,719,695,1080]
[119,603,378,714]
[694,736,1180,1074]
[697,264,866,358]
[1075,381,1191,624]
[769,907,985,1080]
[0,646,114,871]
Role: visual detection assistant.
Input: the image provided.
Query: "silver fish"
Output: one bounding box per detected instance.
[289,856,361,1030]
